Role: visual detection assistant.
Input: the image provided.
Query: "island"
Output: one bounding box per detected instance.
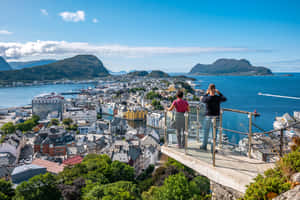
[189,58,272,75]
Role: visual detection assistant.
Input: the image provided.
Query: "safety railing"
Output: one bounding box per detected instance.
[163,105,300,167]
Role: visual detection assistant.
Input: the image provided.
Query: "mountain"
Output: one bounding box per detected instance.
[9,59,57,69]
[127,70,149,76]
[189,58,272,75]
[0,56,12,71]
[0,55,109,83]
[147,70,169,78]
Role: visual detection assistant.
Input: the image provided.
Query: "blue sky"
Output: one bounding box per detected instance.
[0,0,300,72]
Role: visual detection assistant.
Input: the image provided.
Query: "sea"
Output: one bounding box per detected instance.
[0,73,299,143]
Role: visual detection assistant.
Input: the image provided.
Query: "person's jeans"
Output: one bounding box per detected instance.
[201,116,220,151]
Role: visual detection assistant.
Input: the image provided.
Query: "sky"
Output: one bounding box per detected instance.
[0,0,300,72]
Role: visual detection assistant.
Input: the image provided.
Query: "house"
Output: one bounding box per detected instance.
[62,156,83,166]
[11,164,47,184]
[34,126,75,157]
[31,159,65,174]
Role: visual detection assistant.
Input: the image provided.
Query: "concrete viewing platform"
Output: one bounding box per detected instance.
[161,142,275,193]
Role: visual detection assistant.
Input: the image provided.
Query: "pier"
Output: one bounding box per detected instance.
[161,107,299,194]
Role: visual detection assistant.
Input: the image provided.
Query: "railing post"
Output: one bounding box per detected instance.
[164,111,167,146]
[218,109,223,149]
[196,106,200,142]
[248,113,252,158]
[184,112,189,154]
[212,117,217,167]
[280,129,284,157]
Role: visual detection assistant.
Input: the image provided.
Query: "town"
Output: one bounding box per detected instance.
[0,75,205,183]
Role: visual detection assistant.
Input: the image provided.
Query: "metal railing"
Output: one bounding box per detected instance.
[163,106,300,167]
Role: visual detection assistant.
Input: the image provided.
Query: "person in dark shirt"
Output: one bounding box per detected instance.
[200,84,226,150]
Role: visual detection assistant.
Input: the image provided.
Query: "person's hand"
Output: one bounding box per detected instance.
[215,89,221,95]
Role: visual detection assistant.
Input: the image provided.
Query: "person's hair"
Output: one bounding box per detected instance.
[176,90,184,98]
[208,84,216,91]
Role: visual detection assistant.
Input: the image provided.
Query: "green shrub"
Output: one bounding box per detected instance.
[280,150,300,176]
[243,168,290,200]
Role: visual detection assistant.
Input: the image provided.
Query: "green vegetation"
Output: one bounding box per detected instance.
[0,154,211,200]
[62,118,78,131]
[0,179,14,200]
[1,122,15,134]
[151,100,164,110]
[242,146,300,200]
[175,81,195,94]
[0,115,40,135]
[15,173,61,200]
[147,70,169,78]
[146,91,162,100]
[48,118,59,126]
[0,55,109,84]
[129,88,146,93]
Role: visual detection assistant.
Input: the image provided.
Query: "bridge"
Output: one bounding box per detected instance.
[160,107,299,194]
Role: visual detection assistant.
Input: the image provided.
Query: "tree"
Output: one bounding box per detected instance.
[151,100,163,110]
[83,181,140,200]
[0,122,15,134]
[63,118,73,126]
[110,160,135,182]
[49,118,60,126]
[14,173,61,200]
[31,115,40,125]
[16,120,35,132]
[0,179,14,200]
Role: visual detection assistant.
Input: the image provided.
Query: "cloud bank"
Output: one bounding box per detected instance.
[0,40,264,60]
[0,30,13,35]
[59,10,85,22]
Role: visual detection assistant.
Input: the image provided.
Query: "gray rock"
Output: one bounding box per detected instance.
[274,185,300,200]
[291,173,300,183]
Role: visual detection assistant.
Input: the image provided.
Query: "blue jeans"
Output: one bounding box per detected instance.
[201,116,219,151]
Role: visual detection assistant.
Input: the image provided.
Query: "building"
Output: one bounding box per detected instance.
[32,93,64,120]
[34,126,75,157]
[11,164,47,184]
[31,159,65,174]
[146,112,164,128]
[123,107,147,121]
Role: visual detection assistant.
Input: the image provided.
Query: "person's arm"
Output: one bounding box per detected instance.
[167,101,176,111]
[186,104,190,112]
[201,93,210,103]
[216,90,227,102]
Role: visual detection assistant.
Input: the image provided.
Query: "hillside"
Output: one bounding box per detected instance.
[9,59,57,69]
[0,56,12,71]
[127,70,149,77]
[189,58,272,75]
[147,70,170,78]
[0,55,109,83]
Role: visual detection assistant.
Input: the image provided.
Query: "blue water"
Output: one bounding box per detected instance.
[0,83,94,108]
[188,73,300,143]
[0,74,300,143]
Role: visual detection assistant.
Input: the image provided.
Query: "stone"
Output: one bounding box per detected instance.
[291,173,300,183]
[210,181,243,200]
[274,185,300,200]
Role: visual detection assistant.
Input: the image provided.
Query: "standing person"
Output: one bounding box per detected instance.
[167,90,190,148]
[200,84,226,150]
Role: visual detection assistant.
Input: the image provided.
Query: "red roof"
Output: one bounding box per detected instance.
[63,156,83,165]
[32,159,65,174]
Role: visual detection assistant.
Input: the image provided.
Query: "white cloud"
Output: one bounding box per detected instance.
[0,30,13,35]
[0,40,262,60]
[92,18,98,23]
[40,9,48,16]
[59,10,85,22]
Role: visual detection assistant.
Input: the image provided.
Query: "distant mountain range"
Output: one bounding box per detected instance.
[189,58,272,75]
[0,56,13,71]
[127,70,169,78]
[0,55,109,83]
[9,59,57,70]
